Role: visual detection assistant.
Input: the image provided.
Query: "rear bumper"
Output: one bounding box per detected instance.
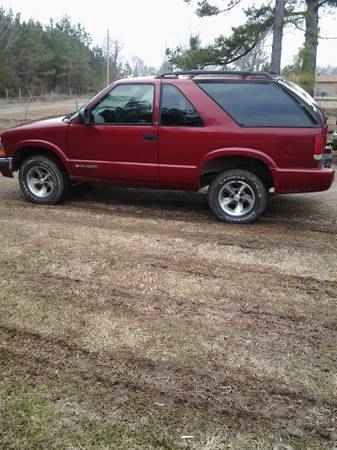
[273,166,335,194]
[0,157,13,178]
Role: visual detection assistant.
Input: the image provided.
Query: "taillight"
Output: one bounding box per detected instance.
[314,134,323,155]
[322,126,328,147]
[313,130,326,161]
[0,137,6,157]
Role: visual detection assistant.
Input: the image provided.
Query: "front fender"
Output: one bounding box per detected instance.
[14,139,70,169]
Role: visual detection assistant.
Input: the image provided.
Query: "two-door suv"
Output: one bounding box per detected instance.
[0,70,334,223]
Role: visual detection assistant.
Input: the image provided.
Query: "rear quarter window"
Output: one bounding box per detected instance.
[160,84,203,127]
[197,81,317,128]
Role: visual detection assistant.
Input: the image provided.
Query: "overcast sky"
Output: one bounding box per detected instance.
[1,0,337,68]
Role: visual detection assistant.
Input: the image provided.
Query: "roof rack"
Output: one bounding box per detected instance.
[156,70,275,80]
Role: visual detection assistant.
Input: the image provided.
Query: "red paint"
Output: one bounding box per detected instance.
[68,124,159,183]
[0,76,334,194]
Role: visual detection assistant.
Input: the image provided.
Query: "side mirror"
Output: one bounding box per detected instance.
[80,108,92,126]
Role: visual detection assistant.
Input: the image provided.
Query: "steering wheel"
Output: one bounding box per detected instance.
[92,107,121,124]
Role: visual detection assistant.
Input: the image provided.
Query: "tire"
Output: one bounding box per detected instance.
[208,169,268,224]
[19,155,69,205]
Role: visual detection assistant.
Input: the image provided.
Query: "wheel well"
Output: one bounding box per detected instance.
[200,156,274,190]
[13,147,67,173]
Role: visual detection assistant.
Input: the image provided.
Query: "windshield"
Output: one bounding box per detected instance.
[66,105,85,120]
[64,85,113,122]
[62,104,86,122]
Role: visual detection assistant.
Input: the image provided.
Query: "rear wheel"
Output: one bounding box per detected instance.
[208,169,268,224]
[19,155,69,204]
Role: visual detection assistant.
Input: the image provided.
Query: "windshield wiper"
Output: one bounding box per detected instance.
[63,110,78,122]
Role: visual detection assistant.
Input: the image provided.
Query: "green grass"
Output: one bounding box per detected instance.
[0,382,333,450]
[0,384,55,450]
[0,383,176,450]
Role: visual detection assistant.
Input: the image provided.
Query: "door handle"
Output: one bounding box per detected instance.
[143,133,158,141]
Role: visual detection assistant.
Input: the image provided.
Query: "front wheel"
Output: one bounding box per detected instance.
[19,155,69,205]
[208,169,268,224]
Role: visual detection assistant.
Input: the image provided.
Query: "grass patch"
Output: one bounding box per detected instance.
[0,382,333,450]
[0,382,176,450]
[0,384,55,450]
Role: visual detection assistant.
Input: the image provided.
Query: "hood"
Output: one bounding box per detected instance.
[9,115,68,131]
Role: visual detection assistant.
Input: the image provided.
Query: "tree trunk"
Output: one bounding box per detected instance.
[271,0,285,74]
[300,0,319,95]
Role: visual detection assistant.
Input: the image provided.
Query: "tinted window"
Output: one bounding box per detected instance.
[198,81,316,127]
[92,84,154,125]
[161,84,203,127]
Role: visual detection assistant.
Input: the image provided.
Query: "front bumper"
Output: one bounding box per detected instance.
[0,157,13,178]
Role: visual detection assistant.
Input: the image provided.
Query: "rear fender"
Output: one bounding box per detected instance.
[199,148,277,173]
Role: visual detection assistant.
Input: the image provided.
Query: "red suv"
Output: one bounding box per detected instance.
[0,71,334,223]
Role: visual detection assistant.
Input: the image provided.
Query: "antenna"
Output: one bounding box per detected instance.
[106,29,110,86]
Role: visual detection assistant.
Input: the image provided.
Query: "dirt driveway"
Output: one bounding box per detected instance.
[0,176,336,450]
[0,97,88,132]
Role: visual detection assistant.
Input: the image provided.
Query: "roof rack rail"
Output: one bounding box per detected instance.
[156,70,275,80]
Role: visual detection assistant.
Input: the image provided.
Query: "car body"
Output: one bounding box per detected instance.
[0,70,334,223]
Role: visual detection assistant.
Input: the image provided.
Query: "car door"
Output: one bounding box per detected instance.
[68,83,159,184]
[158,82,207,188]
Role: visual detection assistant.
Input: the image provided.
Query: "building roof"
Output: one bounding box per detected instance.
[317,75,337,83]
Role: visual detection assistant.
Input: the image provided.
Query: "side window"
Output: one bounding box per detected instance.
[91,84,154,125]
[160,84,203,127]
[197,81,316,127]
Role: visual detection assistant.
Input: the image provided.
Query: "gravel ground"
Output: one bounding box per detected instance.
[0,174,336,450]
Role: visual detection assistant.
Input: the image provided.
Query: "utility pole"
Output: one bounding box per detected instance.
[106,29,110,86]
[271,0,285,75]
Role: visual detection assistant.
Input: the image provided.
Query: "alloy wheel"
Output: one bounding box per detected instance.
[217,180,256,217]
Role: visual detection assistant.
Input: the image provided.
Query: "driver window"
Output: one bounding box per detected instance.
[91,84,154,125]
